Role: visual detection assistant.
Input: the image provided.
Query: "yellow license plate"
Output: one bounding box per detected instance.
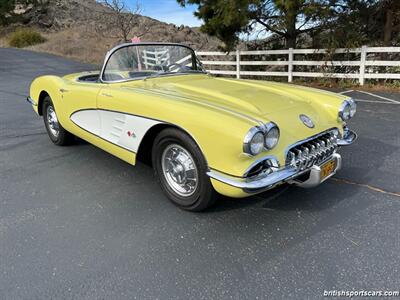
[321,159,336,180]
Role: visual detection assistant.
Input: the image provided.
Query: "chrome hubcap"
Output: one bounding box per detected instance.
[47,106,60,137]
[161,144,199,197]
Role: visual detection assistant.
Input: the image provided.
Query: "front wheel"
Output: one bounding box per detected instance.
[42,96,74,146]
[152,128,218,211]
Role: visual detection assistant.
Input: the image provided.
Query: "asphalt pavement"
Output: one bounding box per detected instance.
[1,48,400,299]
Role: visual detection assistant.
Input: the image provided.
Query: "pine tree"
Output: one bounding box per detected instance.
[177,0,337,49]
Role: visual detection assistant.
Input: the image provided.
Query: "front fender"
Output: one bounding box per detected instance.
[29,75,64,117]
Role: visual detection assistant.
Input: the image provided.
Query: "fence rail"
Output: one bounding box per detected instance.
[195,46,400,85]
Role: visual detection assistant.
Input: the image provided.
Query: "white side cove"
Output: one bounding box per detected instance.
[71,110,161,153]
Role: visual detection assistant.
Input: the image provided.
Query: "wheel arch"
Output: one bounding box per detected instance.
[136,123,208,168]
[30,75,65,116]
[37,90,50,116]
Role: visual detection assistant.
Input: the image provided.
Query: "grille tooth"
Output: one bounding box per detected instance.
[324,139,330,156]
[309,144,317,166]
[320,140,326,156]
[295,149,303,168]
[302,146,314,168]
[323,137,330,147]
[287,151,296,167]
[286,130,338,170]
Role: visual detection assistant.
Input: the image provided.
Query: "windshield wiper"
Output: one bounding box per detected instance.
[144,70,206,80]
[144,71,173,80]
[188,70,207,74]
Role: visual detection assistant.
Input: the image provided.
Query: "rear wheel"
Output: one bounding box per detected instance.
[42,96,74,146]
[152,128,218,211]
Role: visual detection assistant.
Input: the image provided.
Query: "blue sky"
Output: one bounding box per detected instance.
[129,0,202,27]
[125,0,267,40]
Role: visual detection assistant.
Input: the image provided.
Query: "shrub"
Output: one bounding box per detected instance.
[8,29,46,48]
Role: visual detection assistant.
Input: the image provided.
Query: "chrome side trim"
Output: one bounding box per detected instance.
[68,108,209,165]
[337,127,357,146]
[27,96,37,106]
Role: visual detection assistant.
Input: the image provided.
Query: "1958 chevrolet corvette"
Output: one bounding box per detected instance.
[27,42,357,211]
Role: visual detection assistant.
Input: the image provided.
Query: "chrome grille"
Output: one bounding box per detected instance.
[286,130,338,170]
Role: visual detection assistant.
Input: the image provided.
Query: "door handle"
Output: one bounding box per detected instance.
[101,93,113,98]
[59,88,69,93]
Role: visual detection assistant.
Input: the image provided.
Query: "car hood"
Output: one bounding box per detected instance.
[144,75,305,115]
[136,74,344,120]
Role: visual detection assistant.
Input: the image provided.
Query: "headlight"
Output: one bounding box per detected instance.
[339,99,356,121]
[348,98,357,117]
[243,127,264,156]
[264,122,280,150]
[332,128,340,138]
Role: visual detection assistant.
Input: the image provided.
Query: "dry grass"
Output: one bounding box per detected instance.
[8,28,46,48]
[28,26,119,65]
[1,16,221,65]
[0,26,13,47]
[0,25,112,65]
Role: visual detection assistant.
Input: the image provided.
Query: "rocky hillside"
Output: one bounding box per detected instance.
[6,0,220,64]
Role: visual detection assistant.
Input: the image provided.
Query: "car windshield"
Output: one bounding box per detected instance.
[102,44,205,82]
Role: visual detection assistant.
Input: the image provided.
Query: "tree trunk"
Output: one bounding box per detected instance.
[383,7,393,46]
[286,35,297,48]
[285,2,298,49]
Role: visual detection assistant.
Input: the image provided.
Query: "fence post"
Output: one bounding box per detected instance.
[288,48,293,83]
[359,45,367,86]
[236,49,241,79]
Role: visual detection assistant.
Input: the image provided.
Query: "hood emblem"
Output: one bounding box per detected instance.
[299,114,314,128]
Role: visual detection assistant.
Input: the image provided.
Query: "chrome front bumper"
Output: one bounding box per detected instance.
[207,129,356,193]
[337,127,357,146]
[27,96,37,106]
[208,153,341,193]
[287,153,342,188]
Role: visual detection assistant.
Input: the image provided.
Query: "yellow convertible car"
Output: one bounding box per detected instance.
[27,42,357,211]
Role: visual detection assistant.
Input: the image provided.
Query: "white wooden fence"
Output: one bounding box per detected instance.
[195,46,400,86]
[142,49,170,68]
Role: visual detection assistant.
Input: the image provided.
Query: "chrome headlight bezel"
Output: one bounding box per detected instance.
[243,122,280,156]
[243,127,265,156]
[348,98,357,118]
[339,99,356,121]
[263,122,280,150]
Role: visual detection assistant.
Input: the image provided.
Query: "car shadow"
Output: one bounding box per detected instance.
[104,144,366,214]
[55,141,376,261]
[70,134,380,215]
[208,177,362,214]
